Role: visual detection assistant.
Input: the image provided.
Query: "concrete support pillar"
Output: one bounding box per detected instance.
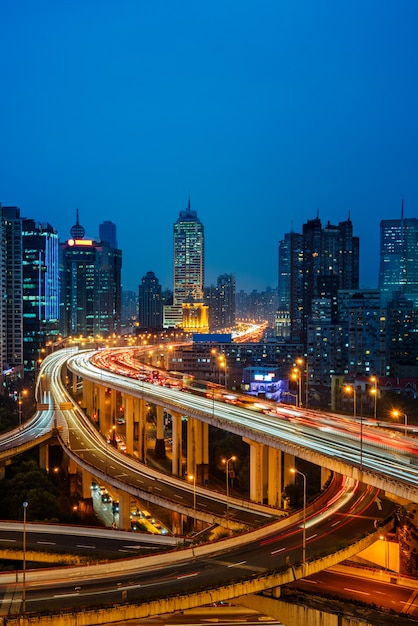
[124,394,135,455]
[68,457,78,497]
[245,439,266,503]
[72,372,78,396]
[187,418,209,484]
[118,490,131,530]
[81,468,92,499]
[98,385,110,435]
[200,421,209,484]
[39,442,50,472]
[136,398,147,461]
[83,379,93,413]
[283,452,296,490]
[171,411,183,476]
[321,466,332,488]
[155,405,166,459]
[110,388,117,425]
[267,447,282,508]
[0,465,6,480]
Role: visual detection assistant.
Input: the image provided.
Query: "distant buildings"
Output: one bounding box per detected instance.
[22,219,60,372]
[1,206,24,378]
[138,271,162,330]
[205,274,236,330]
[164,198,208,331]
[278,214,359,346]
[60,211,122,338]
[379,210,418,307]
[2,192,418,406]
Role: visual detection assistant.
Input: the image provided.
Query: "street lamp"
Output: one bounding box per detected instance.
[291,368,301,407]
[296,357,309,408]
[222,455,236,522]
[370,376,378,419]
[18,390,28,426]
[291,468,306,564]
[392,409,408,436]
[218,356,227,389]
[188,473,196,529]
[344,384,363,469]
[22,501,28,612]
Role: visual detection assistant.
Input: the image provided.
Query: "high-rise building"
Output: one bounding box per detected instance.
[60,211,122,337]
[99,221,118,249]
[1,206,23,377]
[205,273,236,330]
[279,214,359,346]
[338,289,386,377]
[385,291,418,377]
[164,197,205,329]
[378,207,418,307]
[22,219,60,372]
[138,271,162,330]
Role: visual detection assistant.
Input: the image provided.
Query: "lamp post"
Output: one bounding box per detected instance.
[22,501,28,612]
[296,357,309,408]
[291,468,306,564]
[392,409,408,436]
[18,390,27,426]
[188,473,196,529]
[370,376,378,419]
[344,385,363,469]
[291,368,301,407]
[222,455,236,522]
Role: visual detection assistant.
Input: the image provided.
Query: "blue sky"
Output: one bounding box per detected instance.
[1,1,418,293]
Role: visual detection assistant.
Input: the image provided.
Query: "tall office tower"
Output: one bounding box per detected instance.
[164,197,205,328]
[205,274,236,330]
[99,220,118,249]
[385,292,418,377]
[338,289,386,377]
[121,290,138,329]
[279,215,359,346]
[22,219,59,372]
[138,271,162,329]
[0,206,23,377]
[378,208,418,307]
[60,211,122,337]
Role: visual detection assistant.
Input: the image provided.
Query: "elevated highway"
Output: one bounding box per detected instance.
[0,347,412,623]
[67,348,418,504]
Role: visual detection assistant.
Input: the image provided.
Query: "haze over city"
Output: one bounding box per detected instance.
[2,1,418,292]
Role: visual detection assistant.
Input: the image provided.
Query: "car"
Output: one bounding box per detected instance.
[101,492,111,503]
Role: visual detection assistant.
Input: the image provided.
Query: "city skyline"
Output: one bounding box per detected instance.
[2,2,418,293]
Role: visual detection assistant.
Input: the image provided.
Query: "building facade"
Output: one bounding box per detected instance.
[1,206,23,378]
[279,214,359,346]
[164,198,206,329]
[22,219,60,372]
[378,213,418,307]
[138,271,163,330]
[60,212,122,338]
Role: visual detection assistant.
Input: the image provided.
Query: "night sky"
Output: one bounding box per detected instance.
[1,1,418,293]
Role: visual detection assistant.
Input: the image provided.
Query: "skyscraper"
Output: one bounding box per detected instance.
[279,214,359,346]
[205,274,236,330]
[164,198,205,328]
[22,219,59,372]
[1,206,23,377]
[99,221,118,248]
[60,211,122,337]
[138,271,162,329]
[378,207,418,307]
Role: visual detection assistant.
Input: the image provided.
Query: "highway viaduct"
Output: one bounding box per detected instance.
[0,347,415,625]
